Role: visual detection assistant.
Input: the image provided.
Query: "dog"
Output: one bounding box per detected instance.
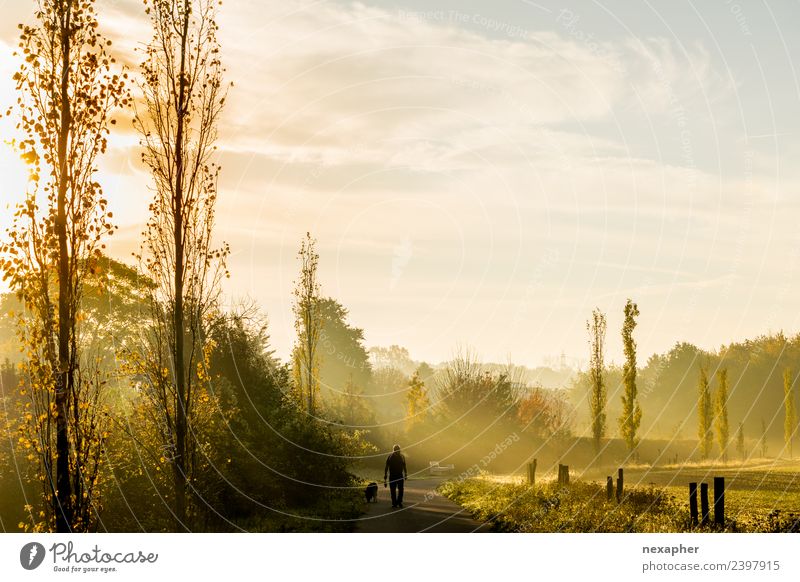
[365,481,379,503]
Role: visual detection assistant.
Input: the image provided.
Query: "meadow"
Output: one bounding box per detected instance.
[439,461,800,533]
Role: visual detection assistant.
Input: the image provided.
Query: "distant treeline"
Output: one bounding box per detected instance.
[570,335,800,451]
[1,254,798,531]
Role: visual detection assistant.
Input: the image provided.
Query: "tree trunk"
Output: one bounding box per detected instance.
[306,309,314,413]
[54,1,73,533]
[172,1,191,529]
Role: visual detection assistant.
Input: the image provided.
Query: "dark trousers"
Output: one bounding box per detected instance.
[389,477,404,506]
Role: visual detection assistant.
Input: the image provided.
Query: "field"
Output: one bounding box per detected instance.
[439,460,800,533]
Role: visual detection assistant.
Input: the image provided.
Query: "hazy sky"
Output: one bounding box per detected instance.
[1,0,799,368]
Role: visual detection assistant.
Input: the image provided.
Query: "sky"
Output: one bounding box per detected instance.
[1,0,799,369]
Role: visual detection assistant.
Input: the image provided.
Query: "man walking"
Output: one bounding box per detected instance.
[384,444,407,508]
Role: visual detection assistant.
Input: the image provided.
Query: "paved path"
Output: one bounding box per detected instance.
[355,477,489,533]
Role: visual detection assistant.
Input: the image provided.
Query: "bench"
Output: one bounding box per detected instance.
[428,461,455,475]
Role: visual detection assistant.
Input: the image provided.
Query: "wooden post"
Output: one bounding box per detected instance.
[557,464,564,484]
[606,476,613,501]
[616,468,624,503]
[714,477,725,527]
[562,464,569,485]
[689,482,698,526]
[527,459,537,485]
[700,483,710,525]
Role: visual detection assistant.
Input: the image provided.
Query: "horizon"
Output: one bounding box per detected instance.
[2,0,800,369]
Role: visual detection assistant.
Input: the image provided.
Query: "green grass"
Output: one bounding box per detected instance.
[440,469,800,533]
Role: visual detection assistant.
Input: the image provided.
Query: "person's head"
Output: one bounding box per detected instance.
[393,444,401,453]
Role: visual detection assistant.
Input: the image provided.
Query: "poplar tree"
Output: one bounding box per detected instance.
[618,299,641,452]
[1,0,127,532]
[587,308,607,454]
[697,365,713,460]
[715,369,729,463]
[134,0,229,527]
[735,421,745,461]
[291,232,322,414]
[784,368,797,459]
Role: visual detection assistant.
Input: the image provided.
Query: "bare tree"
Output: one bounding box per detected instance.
[0,0,126,532]
[134,0,229,527]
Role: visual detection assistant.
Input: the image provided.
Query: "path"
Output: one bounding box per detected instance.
[355,477,489,533]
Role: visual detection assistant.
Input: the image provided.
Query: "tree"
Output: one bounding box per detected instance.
[715,369,729,463]
[760,418,768,458]
[405,371,430,434]
[587,308,607,454]
[291,233,322,414]
[784,368,797,459]
[697,365,713,460]
[328,375,374,427]
[618,299,641,453]
[369,366,409,424]
[370,345,416,375]
[134,0,229,527]
[735,421,745,461]
[0,0,126,532]
[203,306,373,521]
[416,362,436,385]
[317,298,371,401]
[209,304,286,428]
[436,349,518,427]
[517,386,571,440]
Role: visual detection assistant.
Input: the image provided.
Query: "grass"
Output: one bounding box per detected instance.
[440,465,800,533]
[619,459,800,531]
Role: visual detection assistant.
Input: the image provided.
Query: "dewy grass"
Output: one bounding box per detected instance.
[439,474,800,533]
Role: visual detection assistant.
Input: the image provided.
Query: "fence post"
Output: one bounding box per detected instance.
[689,482,698,526]
[700,483,710,525]
[557,464,570,485]
[527,459,537,485]
[714,477,725,527]
[616,468,624,503]
[606,476,613,501]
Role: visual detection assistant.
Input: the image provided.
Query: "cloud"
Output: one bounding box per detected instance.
[2,0,797,366]
[218,1,625,166]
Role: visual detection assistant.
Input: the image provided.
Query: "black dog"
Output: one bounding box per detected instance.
[365,482,378,503]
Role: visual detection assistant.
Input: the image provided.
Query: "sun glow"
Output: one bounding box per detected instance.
[0,137,28,293]
[0,42,29,294]
[0,40,28,232]
[0,134,29,218]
